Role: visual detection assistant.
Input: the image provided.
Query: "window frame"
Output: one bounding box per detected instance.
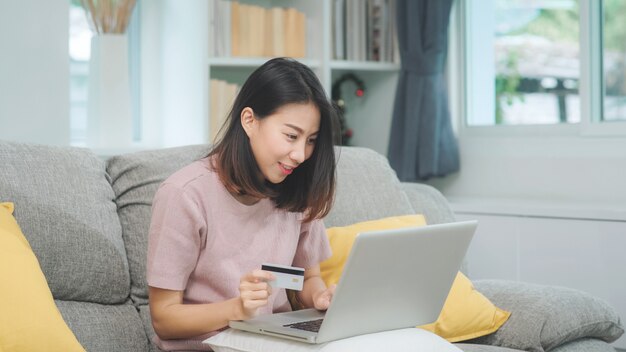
[452,0,626,138]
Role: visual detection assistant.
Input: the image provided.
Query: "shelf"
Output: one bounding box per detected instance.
[203,0,400,156]
[209,57,321,69]
[330,60,400,71]
[209,58,399,72]
[448,196,626,222]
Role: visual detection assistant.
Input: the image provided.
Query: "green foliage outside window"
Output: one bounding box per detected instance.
[495,51,524,124]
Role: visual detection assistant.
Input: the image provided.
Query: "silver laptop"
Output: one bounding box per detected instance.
[228,220,477,344]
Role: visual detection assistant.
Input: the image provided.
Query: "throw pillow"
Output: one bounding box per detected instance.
[204,327,463,352]
[319,215,510,343]
[0,202,85,351]
[470,280,624,351]
[320,214,427,285]
[419,272,511,342]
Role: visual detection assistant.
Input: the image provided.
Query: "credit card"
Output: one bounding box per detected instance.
[261,263,305,291]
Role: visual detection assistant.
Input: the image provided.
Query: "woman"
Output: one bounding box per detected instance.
[147,58,339,351]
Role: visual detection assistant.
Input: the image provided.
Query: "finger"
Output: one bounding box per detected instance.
[319,287,332,298]
[314,296,331,310]
[241,270,270,283]
[252,269,276,281]
[240,280,272,293]
[243,299,268,311]
[241,289,271,301]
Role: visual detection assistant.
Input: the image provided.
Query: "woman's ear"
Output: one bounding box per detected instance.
[240,107,256,137]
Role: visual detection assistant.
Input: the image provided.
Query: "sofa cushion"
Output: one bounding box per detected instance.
[325,147,415,227]
[0,202,84,351]
[400,182,456,225]
[455,344,523,352]
[106,145,211,305]
[549,338,619,352]
[0,141,129,304]
[57,300,149,352]
[205,327,463,352]
[469,280,624,352]
[138,305,161,352]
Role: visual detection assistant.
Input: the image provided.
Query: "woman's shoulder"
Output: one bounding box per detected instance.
[161,157,218,191]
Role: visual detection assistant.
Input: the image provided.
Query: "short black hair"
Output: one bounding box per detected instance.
[209,58,339,222]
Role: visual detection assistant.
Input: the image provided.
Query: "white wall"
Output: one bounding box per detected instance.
[428,133,626,205]
[0,0,70,146]
[139,0,208,148]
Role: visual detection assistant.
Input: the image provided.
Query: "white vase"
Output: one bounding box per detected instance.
[86,34,133,149]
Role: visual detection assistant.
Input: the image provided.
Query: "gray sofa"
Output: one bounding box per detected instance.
[1,140,623,352]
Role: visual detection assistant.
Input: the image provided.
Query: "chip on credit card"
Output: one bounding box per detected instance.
[261,263,305,291]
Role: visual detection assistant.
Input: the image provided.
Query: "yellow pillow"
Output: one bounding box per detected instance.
[321,215,428,285]
[320,215,510,343]
[0,202,85,351]
[419,271,511,342]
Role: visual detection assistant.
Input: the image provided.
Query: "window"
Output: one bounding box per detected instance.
[461,0,626,132]
[603,0,626,122]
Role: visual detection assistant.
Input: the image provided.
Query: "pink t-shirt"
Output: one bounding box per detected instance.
[146,157,332,351]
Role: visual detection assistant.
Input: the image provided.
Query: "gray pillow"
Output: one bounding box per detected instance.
[467,280,624,352]
[0,141,129,304]
[106,144,211,306]
[325,147,415,227]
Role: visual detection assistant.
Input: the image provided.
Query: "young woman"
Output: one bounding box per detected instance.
[147,58,339,351]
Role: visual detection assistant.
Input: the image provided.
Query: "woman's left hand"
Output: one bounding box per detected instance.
[312,284,336,311]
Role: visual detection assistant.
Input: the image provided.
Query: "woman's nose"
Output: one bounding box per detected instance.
[289,141,306,164]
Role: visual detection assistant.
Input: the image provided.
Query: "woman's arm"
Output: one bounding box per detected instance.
[149,269,275,340]
[149,287,241,339]
[296,265,336,310]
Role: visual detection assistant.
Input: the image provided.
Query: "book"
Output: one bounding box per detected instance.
[210,79,240,143]
[285,7,299,58]
[226,2,307,58]
[333,0,397,62]
[231,1,240,56]
[270,7,286,57]
[333,0,346,59]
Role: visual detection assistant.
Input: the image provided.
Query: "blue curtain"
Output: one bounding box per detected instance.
[387,0,459,181]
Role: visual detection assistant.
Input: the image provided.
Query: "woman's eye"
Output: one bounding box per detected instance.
[285,133,297,140]
[307,138,317,145]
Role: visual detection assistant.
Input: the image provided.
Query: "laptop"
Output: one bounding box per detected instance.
[228,220,477,344]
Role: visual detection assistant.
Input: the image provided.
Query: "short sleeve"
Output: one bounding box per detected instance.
[292,218,332,269]
[147,183,207,291]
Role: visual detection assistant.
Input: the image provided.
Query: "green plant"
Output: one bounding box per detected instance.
[495,51,524,124]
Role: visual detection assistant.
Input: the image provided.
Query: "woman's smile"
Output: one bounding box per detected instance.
[278,162,295,175]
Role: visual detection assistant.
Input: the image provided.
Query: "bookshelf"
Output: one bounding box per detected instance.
[207,0,400,156]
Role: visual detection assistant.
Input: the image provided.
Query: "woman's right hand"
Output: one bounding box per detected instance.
[237,269,275,319]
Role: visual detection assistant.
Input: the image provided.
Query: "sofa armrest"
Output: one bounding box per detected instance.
[468,280,624,352]
[400,182,456,225]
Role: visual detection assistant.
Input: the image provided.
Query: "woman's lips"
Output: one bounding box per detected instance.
[279,162,294,175]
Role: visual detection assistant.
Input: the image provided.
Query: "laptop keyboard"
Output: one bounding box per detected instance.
[283,319,324,332]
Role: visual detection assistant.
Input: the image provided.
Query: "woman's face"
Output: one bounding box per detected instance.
[243,102,320,184]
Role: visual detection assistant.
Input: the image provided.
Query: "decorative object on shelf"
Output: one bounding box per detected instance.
[331,73,366,146]
[80,0,137,149]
